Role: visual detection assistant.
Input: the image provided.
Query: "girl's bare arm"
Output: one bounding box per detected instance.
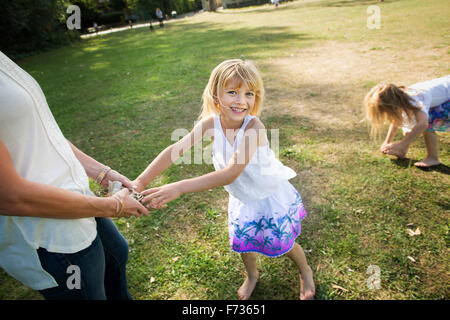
[399,110,429,146]
[383,123,399,145]
[133,116,215,192]
[141,118,267,207]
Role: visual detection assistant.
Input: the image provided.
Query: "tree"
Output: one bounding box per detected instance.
[208,0,217,11]
[0,0,79,59]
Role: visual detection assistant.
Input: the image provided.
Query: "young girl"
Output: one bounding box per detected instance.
[133,59,315,300]
[364,75,450,167]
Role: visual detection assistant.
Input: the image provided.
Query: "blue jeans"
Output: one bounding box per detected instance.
[37,218,132,300]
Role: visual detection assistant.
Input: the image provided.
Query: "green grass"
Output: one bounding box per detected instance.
[0,0,449,300]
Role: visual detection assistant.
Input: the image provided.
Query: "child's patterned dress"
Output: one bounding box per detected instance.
[402,75,450,133]
[212,114,307,257]
[427,100,449,132]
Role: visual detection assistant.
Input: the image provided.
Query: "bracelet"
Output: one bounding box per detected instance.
[112,196,120,216]
[96,166,111,184]
[112,195,125,218]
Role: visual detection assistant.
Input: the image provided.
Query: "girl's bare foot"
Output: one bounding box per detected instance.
[414,158,440,168]
[381,143,407,158]
[237,272,259,300]
[299,266,315,300]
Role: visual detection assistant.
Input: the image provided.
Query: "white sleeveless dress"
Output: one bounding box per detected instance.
[212,115,307,257]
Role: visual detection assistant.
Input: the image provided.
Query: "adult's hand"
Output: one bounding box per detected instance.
[102,169,133,190]
[0,139,147,219]
[111,188,149,218]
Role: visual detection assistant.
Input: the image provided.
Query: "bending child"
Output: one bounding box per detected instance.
[133,59,315,300]
[364,75,449,167]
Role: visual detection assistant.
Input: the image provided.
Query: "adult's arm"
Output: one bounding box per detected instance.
[68,140,133,190]
[0,140,148,219]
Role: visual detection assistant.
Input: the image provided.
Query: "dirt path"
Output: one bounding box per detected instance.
[264,40,449,129]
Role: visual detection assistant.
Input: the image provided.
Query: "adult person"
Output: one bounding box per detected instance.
[0,51,149,299]
[156,8,164,28]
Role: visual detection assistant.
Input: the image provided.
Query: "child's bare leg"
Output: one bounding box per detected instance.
[414,130,440,167]
[237,252,259,300]
[286,243,315,300]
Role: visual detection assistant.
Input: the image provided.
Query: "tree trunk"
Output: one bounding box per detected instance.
[208,0,217,11]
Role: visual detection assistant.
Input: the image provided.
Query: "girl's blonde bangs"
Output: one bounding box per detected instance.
[200,59,264,119]
[220,64,259,92]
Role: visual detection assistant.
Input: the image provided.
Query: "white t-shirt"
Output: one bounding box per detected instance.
[402,75,450,132]
[0,51,97,290]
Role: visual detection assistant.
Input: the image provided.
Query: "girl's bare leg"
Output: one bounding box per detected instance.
[286,243,315,300]
[414,130,440,167]
[237,252,259,300]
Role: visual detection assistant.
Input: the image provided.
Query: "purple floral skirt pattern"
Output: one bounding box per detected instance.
[229,191,307,258]
[427,100,450,132]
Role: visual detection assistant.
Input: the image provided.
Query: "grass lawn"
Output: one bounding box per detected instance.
[1,0,449,300]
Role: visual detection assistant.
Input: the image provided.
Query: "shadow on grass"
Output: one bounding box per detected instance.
[390,158,450,175]
[321,0,391,7]
[66,21,315,63]
[302,0,398,8]
[216,0,394,15]
[22,21,317,125]
[390,157,418,168]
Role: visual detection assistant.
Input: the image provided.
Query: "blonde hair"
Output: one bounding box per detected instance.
[363,83,420,138]
[199,59,264,119]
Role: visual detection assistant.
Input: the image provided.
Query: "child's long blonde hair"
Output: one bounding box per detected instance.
[363,83,421,138]
[199,59,264,119]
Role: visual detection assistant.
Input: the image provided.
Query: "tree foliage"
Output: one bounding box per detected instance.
[0,0,79,59]
[128,0,202,20]
[0,0,202,59]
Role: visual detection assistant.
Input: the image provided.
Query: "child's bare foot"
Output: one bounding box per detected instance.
[414,158,440,168]
[237,272,259,300]
[381,143,407,158]
[299,266,315,300]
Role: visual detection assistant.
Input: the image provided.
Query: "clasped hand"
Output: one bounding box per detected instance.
[139,183,182,209]
[112,188,149,218]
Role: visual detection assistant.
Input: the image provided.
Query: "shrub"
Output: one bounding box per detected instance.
[0,0,80,60]
[98,11,125,25]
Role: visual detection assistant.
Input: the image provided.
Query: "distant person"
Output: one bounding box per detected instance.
[364,75,450,167]
[273,0,279,7]
[149,19,154,31]
[156,8,164,28]
[93,21,98,33]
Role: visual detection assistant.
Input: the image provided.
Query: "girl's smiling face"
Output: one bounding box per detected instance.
[217,78,256,124]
